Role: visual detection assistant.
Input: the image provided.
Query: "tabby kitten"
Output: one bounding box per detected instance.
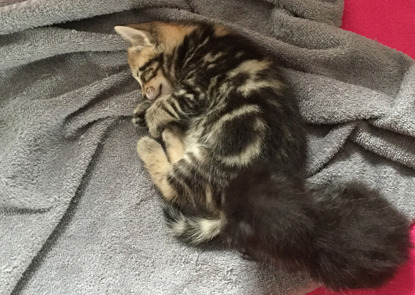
[115,21,410,290]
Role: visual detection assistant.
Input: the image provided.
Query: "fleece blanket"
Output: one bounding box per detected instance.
[1,0,414,294]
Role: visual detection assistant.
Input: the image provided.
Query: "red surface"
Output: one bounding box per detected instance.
[341,0,415,60]
[308,224,415,295]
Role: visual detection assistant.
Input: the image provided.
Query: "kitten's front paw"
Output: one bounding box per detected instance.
[132,100,152,128]
[145,108,163,138]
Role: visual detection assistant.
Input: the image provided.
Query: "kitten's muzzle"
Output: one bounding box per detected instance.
[144,84,162,100]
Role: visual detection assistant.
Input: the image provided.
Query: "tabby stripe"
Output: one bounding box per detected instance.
[181,82,198,95]
[169,48,179,79]
[162,54,171,79]
[170,167,200,202]
[207,73,227,96]
[160,103,179,120]
[167,174,195,204]
[170,99,183,117]
[174,157,209,184]
[138,54,162,72]
[185,153,211,180]
[144,64,160,82]
[178,96,196,114]
[176,35,192,70]
[182,35,210,69]
[165,50,174,70]
[214,105,261,129]
[172,164,208,204]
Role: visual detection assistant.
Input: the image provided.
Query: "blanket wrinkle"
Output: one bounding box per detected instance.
[372,65,415,137]
[306,122,357,176]
[0,28,126,69]
[62,71,136,136]
[264,0,344,27]
[1,0,414,294]
[269,9,345,50]
[350,122,415,170]
[0,0,191,35]
[287,69,391,124]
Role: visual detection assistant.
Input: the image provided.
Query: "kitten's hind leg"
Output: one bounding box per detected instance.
[137,136,177,201]
[162,128,185,164]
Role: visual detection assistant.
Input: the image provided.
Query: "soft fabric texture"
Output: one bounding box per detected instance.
[0,0,414,294]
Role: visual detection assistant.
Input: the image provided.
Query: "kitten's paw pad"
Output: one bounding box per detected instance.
[137,136,163,160]
[133,101,151,127]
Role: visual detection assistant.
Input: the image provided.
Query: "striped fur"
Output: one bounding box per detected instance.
[162,202,222,245]
[116,21,306,213]
[116,21,410,290]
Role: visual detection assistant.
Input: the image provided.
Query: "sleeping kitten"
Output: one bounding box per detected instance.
[115,21,411,290]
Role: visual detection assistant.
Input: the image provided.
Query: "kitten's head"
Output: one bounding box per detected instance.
[114,22,197,100]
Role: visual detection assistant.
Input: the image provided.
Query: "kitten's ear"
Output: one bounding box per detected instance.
[114,25,153,48]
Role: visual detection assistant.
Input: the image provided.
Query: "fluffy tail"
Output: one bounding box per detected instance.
[221,166,412,291]
[306,183,411,290]
[163,203,223,245]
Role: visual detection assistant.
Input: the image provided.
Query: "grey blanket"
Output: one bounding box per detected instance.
[1,0,414,294]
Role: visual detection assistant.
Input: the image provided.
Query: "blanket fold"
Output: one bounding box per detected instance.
[1,0,414,294]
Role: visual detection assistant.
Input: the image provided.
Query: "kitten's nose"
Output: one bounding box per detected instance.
[144,86,156,99]
[146,86,155,95]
